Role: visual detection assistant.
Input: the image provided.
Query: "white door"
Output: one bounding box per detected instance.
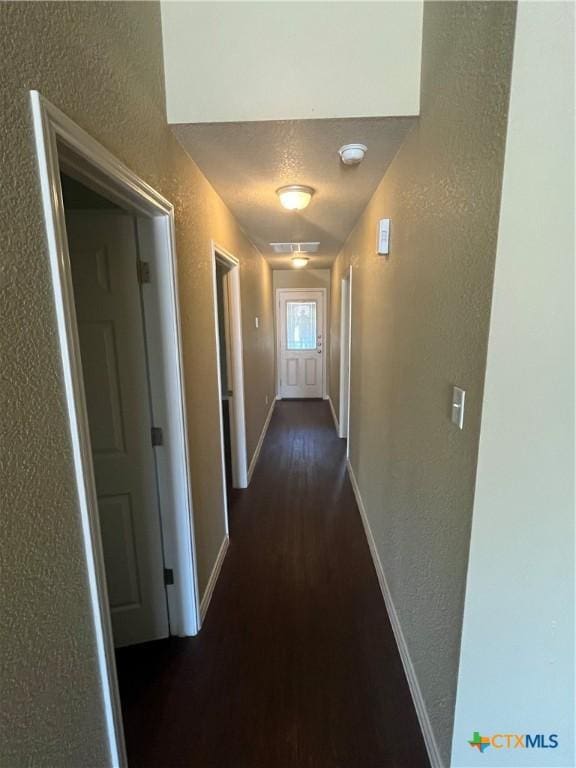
[66,211,169,647]
[278,289,325,398]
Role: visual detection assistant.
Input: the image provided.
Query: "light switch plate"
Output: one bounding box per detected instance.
[377,218,390,255]
[255,316,259,329]
[451,386,466,429]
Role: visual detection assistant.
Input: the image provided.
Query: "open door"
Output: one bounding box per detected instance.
[66,210,169,647]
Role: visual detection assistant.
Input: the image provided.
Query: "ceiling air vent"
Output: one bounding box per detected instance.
[270,242,320,254]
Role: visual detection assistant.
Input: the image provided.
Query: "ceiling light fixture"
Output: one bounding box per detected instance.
[291,255,309,269]
[276,185,314,211]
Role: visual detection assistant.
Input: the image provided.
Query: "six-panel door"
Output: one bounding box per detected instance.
[67,211,170,647]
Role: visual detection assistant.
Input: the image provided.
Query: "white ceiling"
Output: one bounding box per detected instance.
[173,117,415,268]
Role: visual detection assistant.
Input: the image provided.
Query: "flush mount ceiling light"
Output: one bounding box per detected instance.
[276,185,315,211]
[291,255,310,269]
[338,143,367,166]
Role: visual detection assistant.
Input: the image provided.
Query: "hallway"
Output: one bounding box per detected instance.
[116,400,429,767]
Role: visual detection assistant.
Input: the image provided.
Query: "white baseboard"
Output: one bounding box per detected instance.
[199,535,229,625]
[247,399,276,483]
[327,396,340,434]
[346,459,444,768]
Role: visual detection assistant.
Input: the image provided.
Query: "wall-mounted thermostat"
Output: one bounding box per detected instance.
[377,218,390,255]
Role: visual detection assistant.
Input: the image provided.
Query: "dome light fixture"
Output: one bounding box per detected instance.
[276,185,314,211]
[291,255,309,269]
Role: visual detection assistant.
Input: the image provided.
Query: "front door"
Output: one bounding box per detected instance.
[277,289,324,398]
[66,210,170,647]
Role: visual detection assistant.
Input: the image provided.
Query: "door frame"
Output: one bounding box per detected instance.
[30,91,200,767]
[275,287,328,399]
[211,242,248,507]
[338,267,352,444]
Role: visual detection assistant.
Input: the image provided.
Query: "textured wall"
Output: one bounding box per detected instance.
[272,268,331,292]
[329,2,516,763]
[0,2,274,764]
[452,3,574,765]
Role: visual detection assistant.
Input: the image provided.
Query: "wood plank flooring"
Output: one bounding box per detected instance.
[116,400,430,768]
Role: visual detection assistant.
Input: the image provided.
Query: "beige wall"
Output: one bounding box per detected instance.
[0,2,274,764]
[239,255,275,462]
[272,268,330,292]
[161,1,423,123]
[329,2,516,763]
[452,2,575,764]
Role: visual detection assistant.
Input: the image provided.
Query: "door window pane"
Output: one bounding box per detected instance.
[286,301,317,350]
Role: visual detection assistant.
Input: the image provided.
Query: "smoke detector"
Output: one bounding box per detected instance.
[338,143,367,166]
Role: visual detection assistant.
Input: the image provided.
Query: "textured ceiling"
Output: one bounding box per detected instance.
[173,117,415,268]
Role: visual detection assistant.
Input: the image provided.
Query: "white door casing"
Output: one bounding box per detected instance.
[339,269,352,442]
[221,271,233,397]
[211,243,248,502]
[277,289,325,399]
[67,211,169,647]
[31,90,201,767]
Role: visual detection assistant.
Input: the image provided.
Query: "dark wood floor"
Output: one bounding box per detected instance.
[116,400,430,768]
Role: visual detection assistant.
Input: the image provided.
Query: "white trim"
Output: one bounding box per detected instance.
[338,268,352,441]
[346,458,444,768]
[274,287,328,399]
[29,91,200,767]
[211,242,248,507]
[210,246,230,538]
[30,90,126,768]
[247,399,276,483]
[200,535,230,623]
[328,396,340,434]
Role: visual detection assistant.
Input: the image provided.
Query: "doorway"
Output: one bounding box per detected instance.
[215,260,234,501]
[276,288,326,399]
[338,268,352,444]
[31,91,199,765]
[211,243,248,515]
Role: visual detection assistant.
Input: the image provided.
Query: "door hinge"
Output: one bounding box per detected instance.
[151,426,164,446]
[164,568,174,586]
[137,259,151,284]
